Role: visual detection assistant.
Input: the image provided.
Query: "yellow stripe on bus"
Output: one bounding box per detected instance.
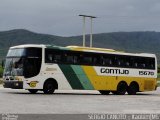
[82,66,117,90]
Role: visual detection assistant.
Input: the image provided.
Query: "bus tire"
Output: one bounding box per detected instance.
[43,80,56,94]
[28,89,38,94]
[99,90,110,95]
[116,82,128,95]
[127,82,139,95]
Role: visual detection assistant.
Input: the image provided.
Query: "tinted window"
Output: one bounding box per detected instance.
[26,48,42,58]
[102,55,113,66]
[24,48,42,78]
[45,49,62,63]
[45,48,155,70]
[80,54,93,65]
[63,52,79,64]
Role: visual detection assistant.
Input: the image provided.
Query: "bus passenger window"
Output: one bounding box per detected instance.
[150,64,154,69]
[54,54,61,63]
[142,63,146,68]
[126,62,130,67]
[93,57,100,66]
[117,58,124,67]
[148,58,155,69]
[47,54,53,62]
[81,55,92,65]
[66,55,74,64]
[73,56,78,64]
[45,50,52,63]
[103,58,112,66]
[134,63,138,68]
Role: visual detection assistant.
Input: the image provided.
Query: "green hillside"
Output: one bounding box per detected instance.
[0,29,160,63]
[71,32,160,53]
[0,29,66,60]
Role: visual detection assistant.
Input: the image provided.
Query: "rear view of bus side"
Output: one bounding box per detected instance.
[3,44,157,95]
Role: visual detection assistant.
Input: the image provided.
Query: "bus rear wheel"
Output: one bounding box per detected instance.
[99,90,110,95]
[43,81,55,94]
[116,82,128,95]
[127,82,139,95]
[28,89,38,94]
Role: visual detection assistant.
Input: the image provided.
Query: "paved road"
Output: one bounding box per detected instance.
[0,87,160,114]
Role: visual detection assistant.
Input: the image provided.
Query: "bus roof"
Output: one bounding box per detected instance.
[10,44,156,58]
[66,46,117,52]
[66,46,156,58]
[10,44,45,49]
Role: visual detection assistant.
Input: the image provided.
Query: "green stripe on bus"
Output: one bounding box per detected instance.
[71,65,94,90]
[58,64,84,89]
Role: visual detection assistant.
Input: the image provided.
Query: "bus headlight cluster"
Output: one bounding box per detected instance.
[15,77,22,81]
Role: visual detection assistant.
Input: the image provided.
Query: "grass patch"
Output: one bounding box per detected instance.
[0,79,2,84]
[0,65,3,78]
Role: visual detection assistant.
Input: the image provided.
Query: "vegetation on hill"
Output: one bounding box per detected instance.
[0,29,160,62]
[0,65,3,78]
[0,64,4,84]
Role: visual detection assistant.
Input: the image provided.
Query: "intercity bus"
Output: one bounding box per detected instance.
[3,44,157,95]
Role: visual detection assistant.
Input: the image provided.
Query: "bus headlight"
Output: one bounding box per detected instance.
[15,77,22,81]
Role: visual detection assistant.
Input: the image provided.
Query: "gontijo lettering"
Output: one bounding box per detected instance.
[100,68,129,75]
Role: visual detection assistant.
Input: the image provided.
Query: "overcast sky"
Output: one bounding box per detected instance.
[0,0,160,36]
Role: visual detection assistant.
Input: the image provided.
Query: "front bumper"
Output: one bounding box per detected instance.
[3,81,23,89]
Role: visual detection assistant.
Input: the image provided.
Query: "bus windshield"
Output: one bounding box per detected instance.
[4,48,42,78]
[7,48,26,57]
[4,57,24,76]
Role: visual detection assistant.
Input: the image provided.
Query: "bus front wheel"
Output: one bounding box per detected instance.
[28,89,38,94]
[43,81,55,94]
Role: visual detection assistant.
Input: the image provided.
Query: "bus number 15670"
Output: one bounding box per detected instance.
[139,71,154,76]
